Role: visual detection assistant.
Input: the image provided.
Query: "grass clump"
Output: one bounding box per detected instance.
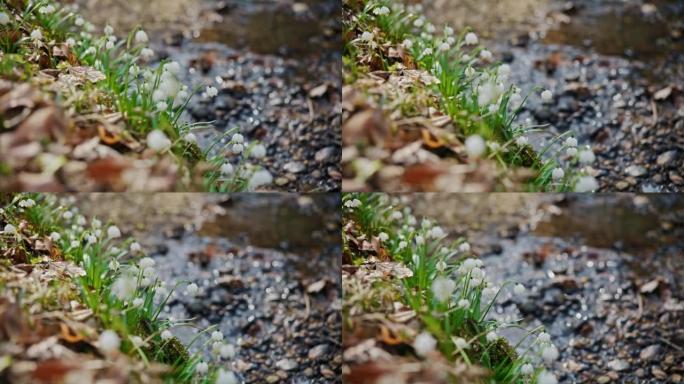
[342,193,561,383]
[0,1,272,192]
[343,0,600,192]
[0,193,239,383]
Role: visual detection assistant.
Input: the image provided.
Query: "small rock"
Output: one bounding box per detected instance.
[308,344,328,360]
[275,358,297,371]
[656,150,677,166]
[283,161,305,173]
[607,359,629,371]
[640,344,660,361]
[315,146,337,163]
[652,367,667,379]
[625,165,647,177]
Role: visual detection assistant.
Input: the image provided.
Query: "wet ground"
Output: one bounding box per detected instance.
[76,194,342,383]
[411,194,684,383]
[427,0,684,192]
[79,0,342,192]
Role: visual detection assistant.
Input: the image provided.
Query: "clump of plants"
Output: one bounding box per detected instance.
[0,0,272,191]
[0,194,240,383]
[343,0,599,192]
[343,193,561,383]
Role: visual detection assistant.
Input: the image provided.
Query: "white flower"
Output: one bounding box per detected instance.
[390,211,402,221]
[513,283,526,296]
[251,144,267,158]
[231,133,245,143]
[454,337,469,350]
[415,235,425,245]
[444,26,454,36]
[457,299,470,308]
[50,232,61,241]
[520,363,534,375]
[470,267,484,280]
[156,101,169,111]
[428,226,446,239]
[538,370,558,384]
[464,66,475,77]
[186,283,199,296]
[18,199,35,208]
[515,136,528,146]
[65,38,76,46]
[31,29,43,40]
[107,225,121,239]
[575,176,599,192]
[132,297,144,307]
[3,224,16,234]
[75,17,84,26]
[541,89,553,104]
[465,135,486,158]
[220,163,234,176]
[439,42,450,52]
[139,257,155,269]
[196,361,209,375]
[206,86,218,98]
[566,147,578,156]
[140,48,154,60]
[231,143,244,154]
[130,336,147,348]
[215,369,238,384]
[486,331,498,343]
[70,240,79,248]
[0,12,10,25]
[98,330,121,354]
[105,41,115,50]
[161,330,173,341]
[112,274,136,301]
[378,232,389,242]
[402,39,413,49]
[412,332,436,357]
[421,47,433,56]
[104,25,114,35]
[432,277,455,302]
[147,130,171,152]
[212,341,223,355]
[360,31,373,42]
[92,218,102,228]
[564,137,578,147]
[459,242,471,253]
[541,345,559,363]
[397,241,407,250]
[579,150,595,164]
[436,260,447,272]
[248,170,273,190]
[87,234,97,244]
[479,49,492,61]
[413,18,424,28]
[130,242,142,254]
[63,211,73,220]
[220,344,236,359]
[537,332,551,343]
[77,216,86,226]
[135,30,149,44]
[464,32,478,45]
[211,330,224,341]
[551,168,565,181]
[109,259,120,270]
[373,6,390,16]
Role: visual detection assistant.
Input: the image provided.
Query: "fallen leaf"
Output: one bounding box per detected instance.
[653,86,672,101]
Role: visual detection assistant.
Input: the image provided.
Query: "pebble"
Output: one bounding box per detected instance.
[656,150,677,166]
[275,358,298,371]
[639,344,660,361]
[625,165,647,177]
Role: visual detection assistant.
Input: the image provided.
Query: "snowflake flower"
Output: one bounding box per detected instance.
[454,337,470,350]
[459,242,471,253]
[3,224,16,234]
[436,260,447,273]
[186,283,199,296]
[579,150,595,164]
[220,344,236,359]
[140,48,154,60]
[538,370,558,384]
[541,344,559,363]
[135,30,149,44]
[378,232,389,242]
[161,330,173,341]
[428,226,446,239]
[107,225,121,239]
[432,277,455,302]
[248,170,273,190]
[458,299,470,308]
[211,330,224,342]
[130,242,142,254]
[98,330,120,354]
[30,29,43,41]
[464,32,478,45]
[132,297,144,307]
[486,331,498,343]
[515,136,528,146]
[231,143,244,154]
[564,137,578,147]
[104,25,114,35]
[521,363,534,375]
[130,335,147,348]
[541,89,553,104]
[112,274,136,301]
[373,6,390,16]
[147,130,171,152]
[216,370,238,384]
[360,31,373,42]
[479,49,493,61]
[413,331,436,357]
[251,144,267,158]
[220,163,234,176]
[50,232,61,241]
[537,332,551,343]
[552,168,565,181]
[0,12,10,25]
[196,361,208,375]
[514,283,526,296]
[465,135,486,158]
